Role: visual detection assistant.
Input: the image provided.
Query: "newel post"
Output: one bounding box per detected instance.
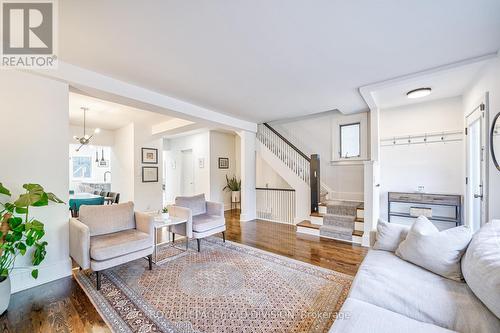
[310,154,320,213]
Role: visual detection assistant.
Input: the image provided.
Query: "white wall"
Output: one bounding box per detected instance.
[133,123,164,212]
[379,97,465,220]
[464,55,500,220]
[272,113,364,200]
[164,130,241,210]
[209,131,238,210]
[111,124,135,203]
[0,71,72,293]
[256,153,291,189]
[164,131,211,203]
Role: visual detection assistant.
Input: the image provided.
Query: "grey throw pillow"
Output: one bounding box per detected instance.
[373,219,410,252]
[396,216,472,281]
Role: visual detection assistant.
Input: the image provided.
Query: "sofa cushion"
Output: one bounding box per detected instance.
[349,250,500,333]
[373,219,410,252]
[192,213,225,232]
[462,220,500,318]
[329,298,456,333]
[90,229,152,261]
[395,216,471,281]
[79,202,135,236]
[175,194,206,216]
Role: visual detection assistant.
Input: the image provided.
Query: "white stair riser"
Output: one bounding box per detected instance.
[310,216,324,225]
[297,226,320,236]
[318,206,327,214]
[297,226,362,245]
[355,222,364,231]
[357,209,364,219]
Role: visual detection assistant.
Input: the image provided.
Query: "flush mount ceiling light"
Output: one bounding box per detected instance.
[73,107,100,151]
[406,87,432,99]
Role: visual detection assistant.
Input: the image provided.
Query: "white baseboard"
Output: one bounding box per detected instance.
[10,257,72,294]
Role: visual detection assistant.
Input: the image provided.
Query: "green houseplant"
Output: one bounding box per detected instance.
[0,182,63,315]
[223,175,241,203]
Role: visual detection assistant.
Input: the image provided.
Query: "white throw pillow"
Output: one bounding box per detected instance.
[395,216,472,281]
[373,219,410,252]
[461,220,500,318]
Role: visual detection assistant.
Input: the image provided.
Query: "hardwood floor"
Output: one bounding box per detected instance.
[0,210,367,332]
[223,210,368,276]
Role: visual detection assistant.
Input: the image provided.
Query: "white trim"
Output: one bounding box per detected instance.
[27,62,257,133]
[358,53,498,110]
[10,258,73,293]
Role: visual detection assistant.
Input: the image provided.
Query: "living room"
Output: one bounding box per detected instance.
[1,1,500,332]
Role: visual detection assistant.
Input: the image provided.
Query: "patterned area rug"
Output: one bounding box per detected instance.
[74,237,353,333]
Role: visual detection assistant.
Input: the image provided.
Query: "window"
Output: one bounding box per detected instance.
[72,156,92,178]
[339,123,360,158]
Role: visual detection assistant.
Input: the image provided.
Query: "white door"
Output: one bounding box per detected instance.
[466,97,488,232]
[181,149,195,196]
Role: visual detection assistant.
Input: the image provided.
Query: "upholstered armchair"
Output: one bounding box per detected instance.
[69,202,155,290]
[168,194,226,252]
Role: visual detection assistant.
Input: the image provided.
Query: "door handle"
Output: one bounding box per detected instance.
[474,194,483,199]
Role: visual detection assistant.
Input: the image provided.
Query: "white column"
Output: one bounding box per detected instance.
[238,130,257,221]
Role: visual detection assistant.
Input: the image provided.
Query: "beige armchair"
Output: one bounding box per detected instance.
[69,202,155,290]
[168,194,226,252]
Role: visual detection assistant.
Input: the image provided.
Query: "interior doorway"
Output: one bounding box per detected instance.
[465,94,489,232]
[181,149,195,196]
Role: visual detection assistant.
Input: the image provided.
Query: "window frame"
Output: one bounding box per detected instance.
[339,122,361,159]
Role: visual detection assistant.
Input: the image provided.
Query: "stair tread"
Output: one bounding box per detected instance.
[297,220,320,230]
[310,212,324,217]
[355,217,364,223]
[352,230,364,237]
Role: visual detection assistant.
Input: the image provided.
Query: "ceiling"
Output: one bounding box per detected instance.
[69,92,172,130]
[371,57,493,110]
[59,1,500,123]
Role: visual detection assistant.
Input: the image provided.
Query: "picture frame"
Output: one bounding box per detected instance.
[218,157,229,169]
[142,166,158,183]
[141,147,158,164]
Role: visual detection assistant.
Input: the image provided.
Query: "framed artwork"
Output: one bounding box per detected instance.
[142,166,159,183]
[218,157,229,169]
[142,148,158,164]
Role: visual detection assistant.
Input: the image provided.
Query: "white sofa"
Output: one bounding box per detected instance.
[330,220,500,333]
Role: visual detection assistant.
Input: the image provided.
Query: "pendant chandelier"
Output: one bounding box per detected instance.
[73,107,100,151]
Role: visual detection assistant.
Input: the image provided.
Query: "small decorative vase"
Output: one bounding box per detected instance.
[0,275,11,315]
[231,191,241,203]
[162,212,170,220]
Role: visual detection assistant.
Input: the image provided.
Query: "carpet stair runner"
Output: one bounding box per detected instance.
[319,201,361,242]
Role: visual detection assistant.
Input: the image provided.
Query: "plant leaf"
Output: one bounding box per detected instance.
[8,216,22,229]
[0,183,11,196]
[46,192,64,204]
[15,242,26,255]
[15,206,28,214]
[31,269,38,279]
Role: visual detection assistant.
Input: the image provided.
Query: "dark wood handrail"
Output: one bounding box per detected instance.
[263,123,311,162]
[256,187,296,192]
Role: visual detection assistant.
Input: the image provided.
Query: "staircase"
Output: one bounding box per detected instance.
[256,123,365,244]
[298,202,365,244]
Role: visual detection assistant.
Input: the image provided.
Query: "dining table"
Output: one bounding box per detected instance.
[69,193,105,214]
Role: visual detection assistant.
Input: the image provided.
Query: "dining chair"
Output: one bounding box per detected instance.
[107,192,120,204]
[100,191,108,197]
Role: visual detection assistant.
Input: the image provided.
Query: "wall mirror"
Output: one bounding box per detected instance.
[491,112,500,171]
